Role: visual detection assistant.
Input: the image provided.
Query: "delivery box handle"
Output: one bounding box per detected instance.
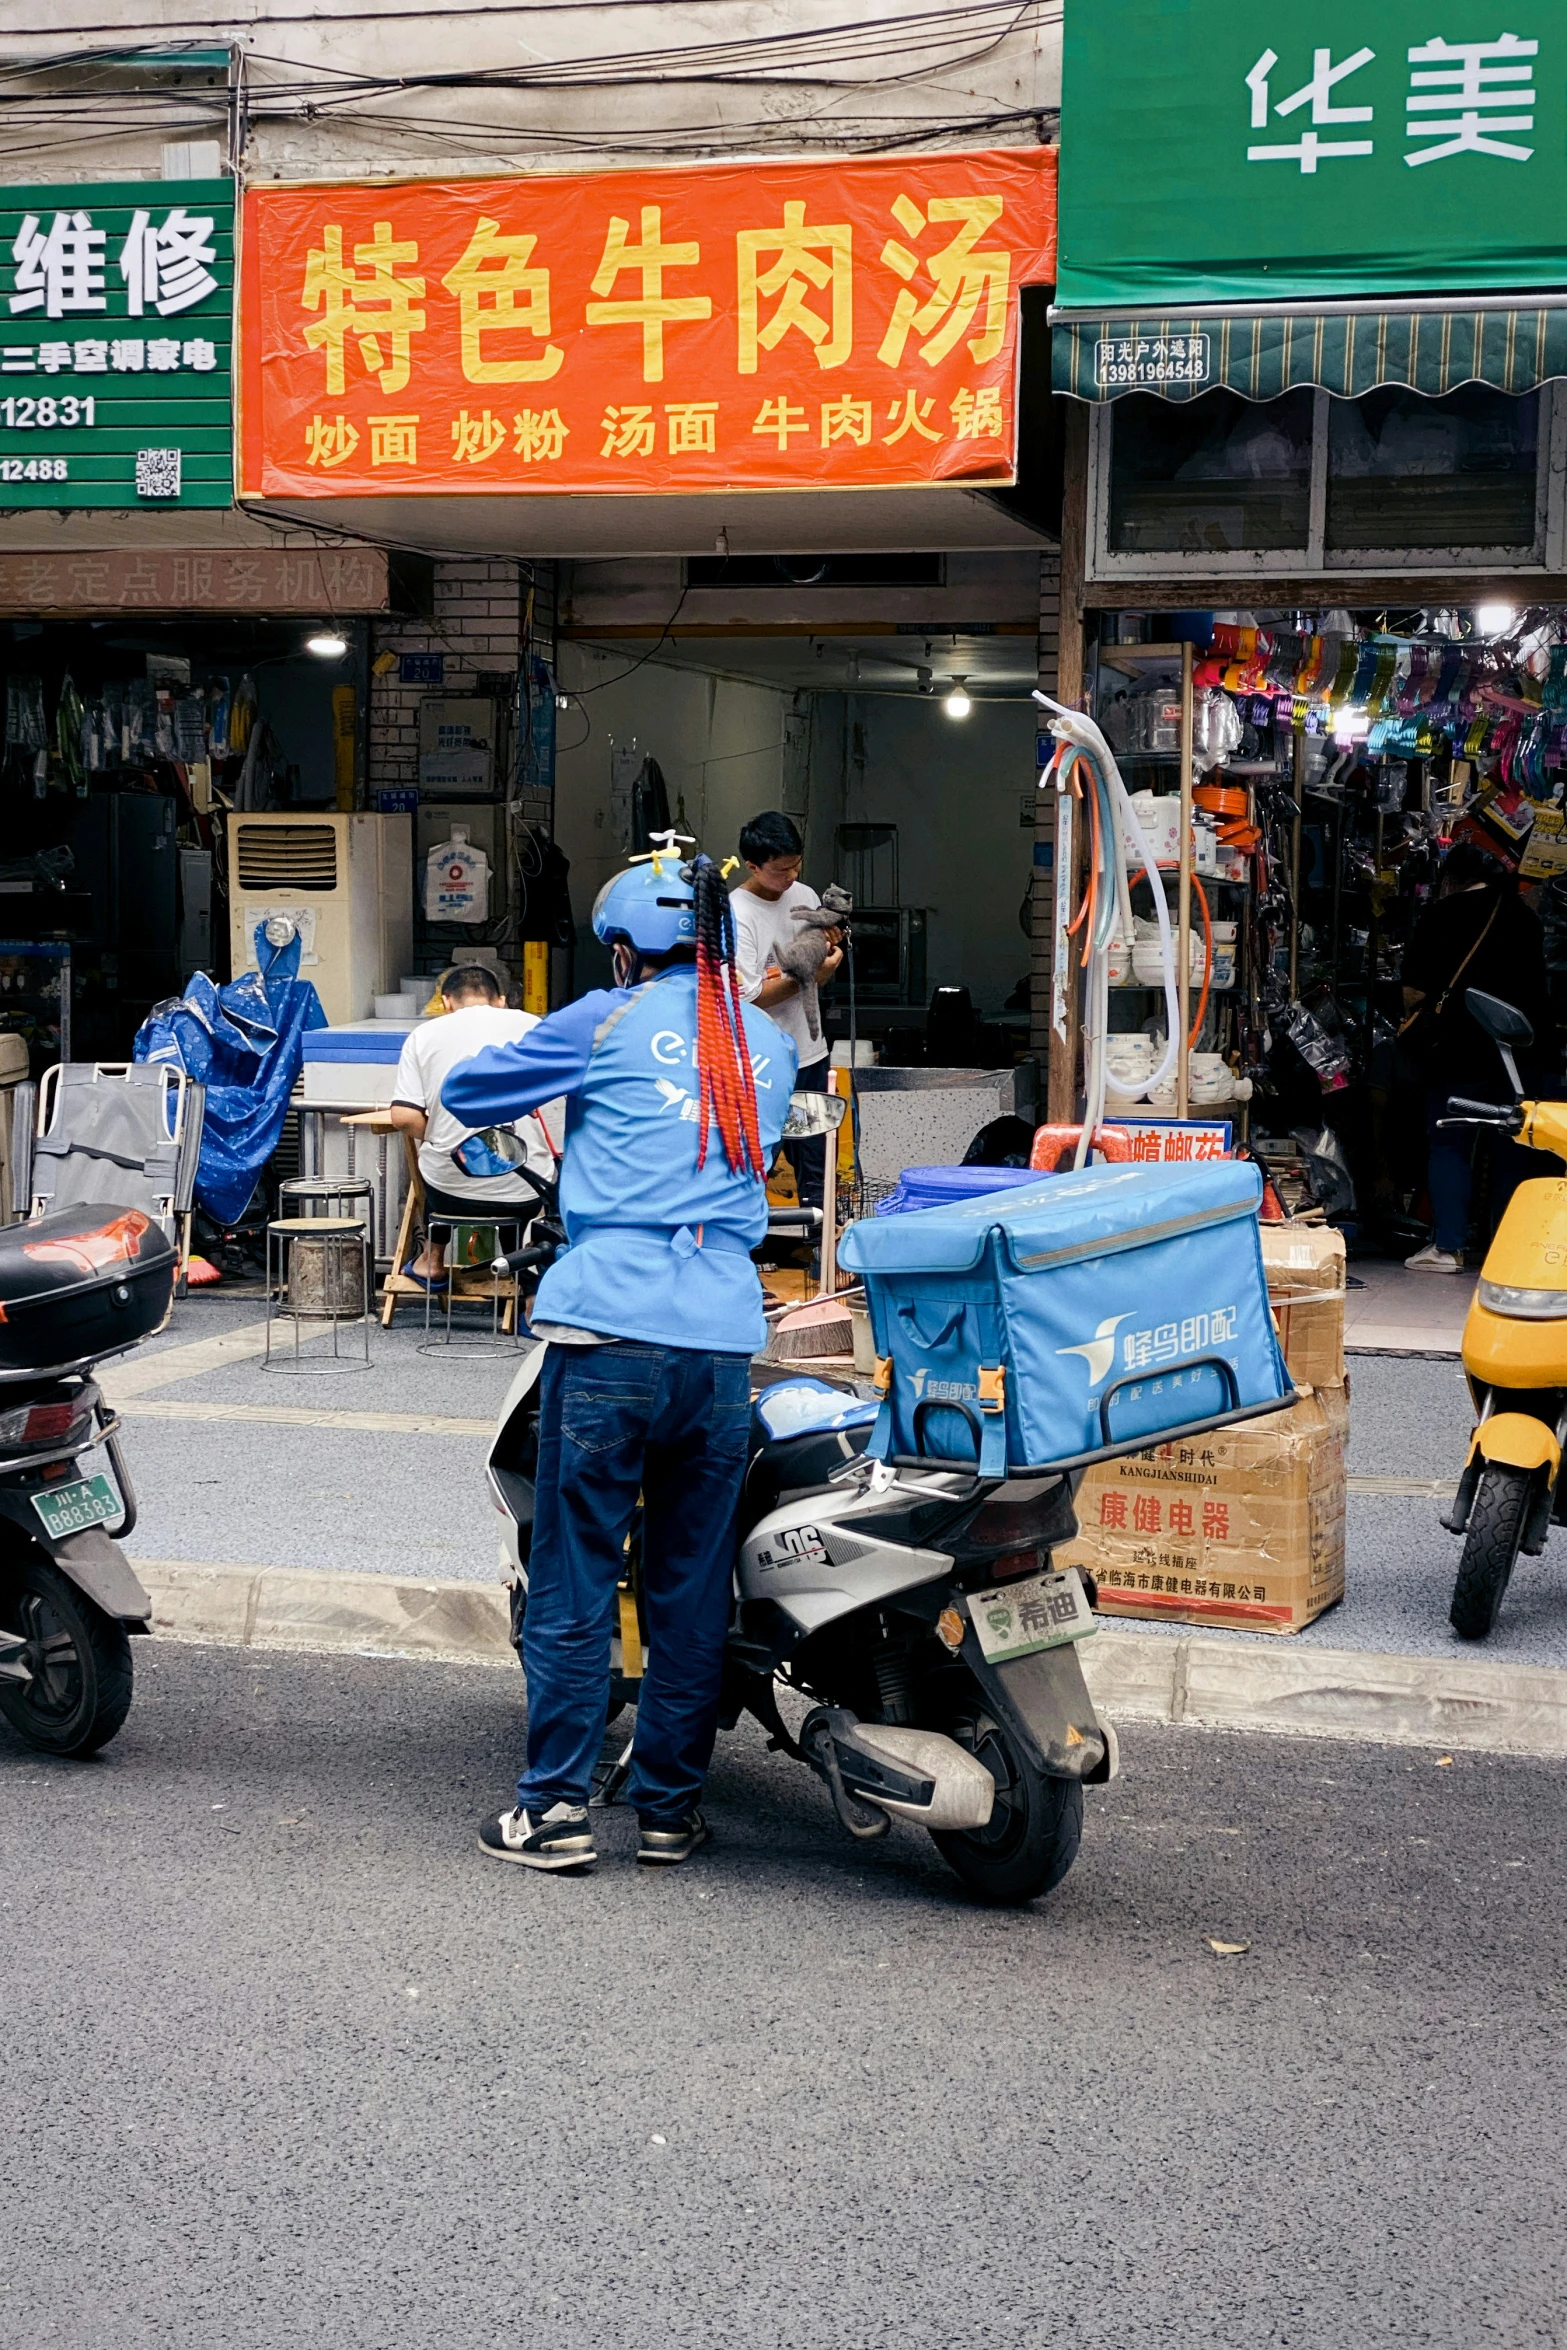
[912,1396,1008,1478]
[895,1299,969,1352]
[1099,1353,1239,1445]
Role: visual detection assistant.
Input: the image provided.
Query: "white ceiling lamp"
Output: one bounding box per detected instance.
[1475,603,1517,638]
[305,627,349,658]
[943,675,972,719]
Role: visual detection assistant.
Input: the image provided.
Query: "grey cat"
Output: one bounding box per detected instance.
[774,884,853,1042]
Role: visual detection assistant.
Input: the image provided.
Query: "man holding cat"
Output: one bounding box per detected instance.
[731,809,843,1217]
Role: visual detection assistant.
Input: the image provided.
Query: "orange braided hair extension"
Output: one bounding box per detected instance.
[687,856,764,1176]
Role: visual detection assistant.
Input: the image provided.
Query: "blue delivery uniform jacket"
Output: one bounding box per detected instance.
[441,966,796,1355]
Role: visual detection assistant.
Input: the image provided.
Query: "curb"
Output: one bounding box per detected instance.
[138,1562,1567,1762]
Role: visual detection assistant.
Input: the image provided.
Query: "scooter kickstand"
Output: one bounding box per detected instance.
[591,1732,636,1809]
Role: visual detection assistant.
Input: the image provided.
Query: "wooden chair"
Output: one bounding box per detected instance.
[369,1124,521,1333]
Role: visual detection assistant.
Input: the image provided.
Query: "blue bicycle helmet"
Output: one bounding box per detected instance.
[591,854,698,957]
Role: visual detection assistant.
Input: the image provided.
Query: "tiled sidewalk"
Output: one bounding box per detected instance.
[1345,1258,1474,1356]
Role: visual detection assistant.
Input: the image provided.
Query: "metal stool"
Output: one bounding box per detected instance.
[278,1175,376,1230]
[419,1213,524,1355]
[265,1214,373,1373]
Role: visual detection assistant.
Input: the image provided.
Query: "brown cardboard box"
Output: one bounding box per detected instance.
[1260,1222,1346,1391]
[1056,1386,1346,1635]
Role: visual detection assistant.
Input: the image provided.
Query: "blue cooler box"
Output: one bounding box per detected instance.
[840,1160,1293,1476]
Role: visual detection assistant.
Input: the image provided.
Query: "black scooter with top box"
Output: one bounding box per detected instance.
[0,1205,174,1756]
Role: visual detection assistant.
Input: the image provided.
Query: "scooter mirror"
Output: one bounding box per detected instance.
[783,1091,849,1138]
[1466,989,1533,1049]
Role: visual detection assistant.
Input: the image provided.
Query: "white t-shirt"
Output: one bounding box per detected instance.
[392,1005,563,1205]
[730,879,828,1068]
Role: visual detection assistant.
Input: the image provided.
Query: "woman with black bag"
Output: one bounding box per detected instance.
[1400,844,1548,1271]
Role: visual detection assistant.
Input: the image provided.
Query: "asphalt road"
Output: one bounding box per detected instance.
[4,1642,1564,2350]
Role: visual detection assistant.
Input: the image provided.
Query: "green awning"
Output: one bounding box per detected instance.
[1052,306,1567,404]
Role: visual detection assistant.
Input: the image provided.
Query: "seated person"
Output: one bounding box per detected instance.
[389,965,561,1289]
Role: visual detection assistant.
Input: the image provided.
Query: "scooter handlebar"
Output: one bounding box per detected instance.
[492,1242,554,1275]
[1438,1098,1522,1130]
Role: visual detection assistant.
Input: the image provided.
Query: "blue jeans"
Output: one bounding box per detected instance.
[1427,1087,1531,1255]
[1426,1089,1474,1254]
[518,1341,751,1825]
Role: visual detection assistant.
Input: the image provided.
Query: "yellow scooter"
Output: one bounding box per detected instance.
[1440,990,1567,1638]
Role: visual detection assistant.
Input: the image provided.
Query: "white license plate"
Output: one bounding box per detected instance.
[968,1567,1095,1663]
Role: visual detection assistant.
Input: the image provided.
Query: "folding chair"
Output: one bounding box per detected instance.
[21,1063,206,1294]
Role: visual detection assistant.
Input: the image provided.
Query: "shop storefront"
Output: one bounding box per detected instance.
[0,177,426,1063]
[1048,0,1567,1254]
[236,148,1063,1091]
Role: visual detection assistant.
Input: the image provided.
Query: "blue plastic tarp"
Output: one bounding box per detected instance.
[134,923,328,1223]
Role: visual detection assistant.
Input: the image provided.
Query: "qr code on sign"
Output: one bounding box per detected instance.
[135,447,182,499]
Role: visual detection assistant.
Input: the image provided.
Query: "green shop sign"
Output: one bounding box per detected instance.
[0,179,233,508]
[1058,4,1567,309]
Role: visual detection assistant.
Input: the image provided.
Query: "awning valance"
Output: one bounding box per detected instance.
[1052,304,1567,405]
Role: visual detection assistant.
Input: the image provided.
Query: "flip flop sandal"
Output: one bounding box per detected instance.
[401,1262,450,1292]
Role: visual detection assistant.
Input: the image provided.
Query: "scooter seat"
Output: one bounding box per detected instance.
[742,1377,879,1530]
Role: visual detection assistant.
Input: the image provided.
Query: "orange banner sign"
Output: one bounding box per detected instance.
[239,150,1055,501]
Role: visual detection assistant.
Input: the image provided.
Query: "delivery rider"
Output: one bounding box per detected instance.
[443,848,795,1872]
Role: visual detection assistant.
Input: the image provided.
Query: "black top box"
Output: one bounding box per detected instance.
[0,1206,176,1381]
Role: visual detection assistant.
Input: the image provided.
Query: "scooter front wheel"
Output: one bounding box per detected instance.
[1450,1464,1532,1641]
[0,1552,134,1756]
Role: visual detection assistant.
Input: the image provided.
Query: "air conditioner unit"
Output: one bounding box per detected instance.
[227,812,413,1025]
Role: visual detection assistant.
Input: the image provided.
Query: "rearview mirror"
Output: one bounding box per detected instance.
[782,1091,849,1139]
[1466,990,1533,1048]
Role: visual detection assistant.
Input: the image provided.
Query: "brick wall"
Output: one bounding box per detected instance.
[368,557,525,793]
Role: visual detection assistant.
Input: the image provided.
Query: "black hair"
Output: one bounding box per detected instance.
[443,964,505,1001]
[738,810,804,867]
[1439,843,1512,897]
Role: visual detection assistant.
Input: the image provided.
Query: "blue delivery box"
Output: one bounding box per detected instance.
[839,1159,1293,1478]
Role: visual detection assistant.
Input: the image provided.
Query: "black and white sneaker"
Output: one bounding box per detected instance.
[637,1810,711,1867]
[479,1803,597,1871]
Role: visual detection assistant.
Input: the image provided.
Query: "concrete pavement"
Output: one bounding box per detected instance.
[3,1640,1563,2349]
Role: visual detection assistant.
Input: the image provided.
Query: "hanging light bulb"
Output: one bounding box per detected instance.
[305,627,348,658]
[943,676,972,718]
[1475,603,1517,638]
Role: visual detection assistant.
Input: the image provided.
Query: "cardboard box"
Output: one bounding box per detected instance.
[1260,1221,1346,1391]
[1056,1385,1346,1635]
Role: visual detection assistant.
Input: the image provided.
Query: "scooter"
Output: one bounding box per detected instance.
[483,1098,1117,1907]
[1438,990,1567,1639]
[0,1205,172,1755]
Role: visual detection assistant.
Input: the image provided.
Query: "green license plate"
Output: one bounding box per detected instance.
[31,1472,120,1540]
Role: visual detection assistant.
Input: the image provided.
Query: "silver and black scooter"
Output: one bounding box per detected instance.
[0,1205,173,1757]
[483,1097,1117,1907]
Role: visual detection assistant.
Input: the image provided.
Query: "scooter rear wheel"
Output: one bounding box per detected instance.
[0,1552,134,1757]
[930,1707,1083,1907]
[1450,1464,1532,1642]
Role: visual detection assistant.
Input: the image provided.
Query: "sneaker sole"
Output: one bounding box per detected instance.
[637,1831,711,1867]
[478,1833,597,1871]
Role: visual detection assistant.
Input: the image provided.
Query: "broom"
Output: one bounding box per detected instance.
[766,1293,856,1361]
